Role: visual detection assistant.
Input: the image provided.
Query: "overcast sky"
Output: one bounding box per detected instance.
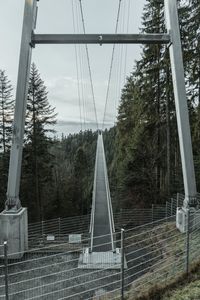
[0,0,146,136]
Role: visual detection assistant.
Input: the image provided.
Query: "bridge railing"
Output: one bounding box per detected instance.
[1,212,200,300]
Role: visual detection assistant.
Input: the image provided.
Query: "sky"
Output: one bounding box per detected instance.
[0,0,146,136]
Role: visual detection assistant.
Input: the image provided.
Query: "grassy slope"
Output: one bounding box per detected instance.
[126,223,200,300]
[96,221,200,300]
[130,261,200,300]
[162,265,200,300]
[126,222,185,300]
[163,279,200,300]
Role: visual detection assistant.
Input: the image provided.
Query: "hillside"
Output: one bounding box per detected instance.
[162,260,200,300]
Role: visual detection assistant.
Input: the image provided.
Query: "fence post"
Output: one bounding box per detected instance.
[58,217,61,240]
[152,204,154,223]
[165,202,168,221]
[186,208,190,275]
[177,193,179,208]
[41,220,44,243]
[4,241,9,300]
[121,229,125,300]
[171,199,173,216]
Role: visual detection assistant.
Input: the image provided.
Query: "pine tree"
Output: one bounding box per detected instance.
[185,0,200,105]
[0,70,14,209]
[48,130,97,219]
[111,0,191,208]
[0,70,13,153]
[188,0,200,191]
[21,63,57,221]
[114,0,169,207]
[26,63,57,140]
[177,0,200,192]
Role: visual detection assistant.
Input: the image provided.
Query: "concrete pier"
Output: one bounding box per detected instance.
[0,208,28,259]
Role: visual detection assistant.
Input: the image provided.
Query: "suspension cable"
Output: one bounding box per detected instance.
[114,0,126,124]
[79,0,99,131]
[123,0,131,84]
[71,0,83,132]
[102,0,122,130]
[118,0,126,100]
[75,0,87,131]
[113,0,130,125]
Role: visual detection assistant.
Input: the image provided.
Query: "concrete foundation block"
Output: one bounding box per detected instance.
[0,207,28,259]
[176,207,187,233]
[78,247,127,269]
[176,207,200,233]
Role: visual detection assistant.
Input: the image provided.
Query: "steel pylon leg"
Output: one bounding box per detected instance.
[6,0,38,211]
[164,0,197,207]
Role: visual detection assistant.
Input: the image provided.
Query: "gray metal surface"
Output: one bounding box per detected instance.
[32,33,171,45]
[164,0,197,207]
[79,248,122,269]
[6,0,37,210]
[91,134,114,252]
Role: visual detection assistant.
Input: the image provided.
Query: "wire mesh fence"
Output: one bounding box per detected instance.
[123,217,186,299]
[0,244,6,300]
[28,215,91,248]
[28,197,183,248]
[0,231,123,300]
[0,216,182,300]
[1,194,200,299]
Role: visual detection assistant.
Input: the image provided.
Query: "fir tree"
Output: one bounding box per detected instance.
[21,63,57,221]
[26,63,57,140]
[185,0,200,105]
[0,70,14,209]
[0,70,13,153]
[111,0,192,208]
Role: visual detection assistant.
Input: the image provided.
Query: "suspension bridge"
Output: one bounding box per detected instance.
[0,0,199,280]
[90,133,115,253]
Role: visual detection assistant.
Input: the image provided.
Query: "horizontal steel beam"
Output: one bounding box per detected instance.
[32,33,171,45]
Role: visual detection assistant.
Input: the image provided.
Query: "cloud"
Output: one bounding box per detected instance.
[57,119,113,127]
[45,75,116,126]
[51,118,115,137]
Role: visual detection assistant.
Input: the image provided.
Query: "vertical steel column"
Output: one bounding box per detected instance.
[4,242,9,300]
[6,0,38,210]
[121,229,125,300]
[164,0,197,207]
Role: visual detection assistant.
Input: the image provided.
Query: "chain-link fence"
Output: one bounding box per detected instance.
[28,197,183,248]
[0,214,200,300]
[1,194,200,300]
[28,215,91,248]
[0,244,7,300]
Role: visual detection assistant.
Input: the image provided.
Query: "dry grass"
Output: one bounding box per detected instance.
[126,260,200,300]
[125,222,184,299]
[125,224,200,300]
